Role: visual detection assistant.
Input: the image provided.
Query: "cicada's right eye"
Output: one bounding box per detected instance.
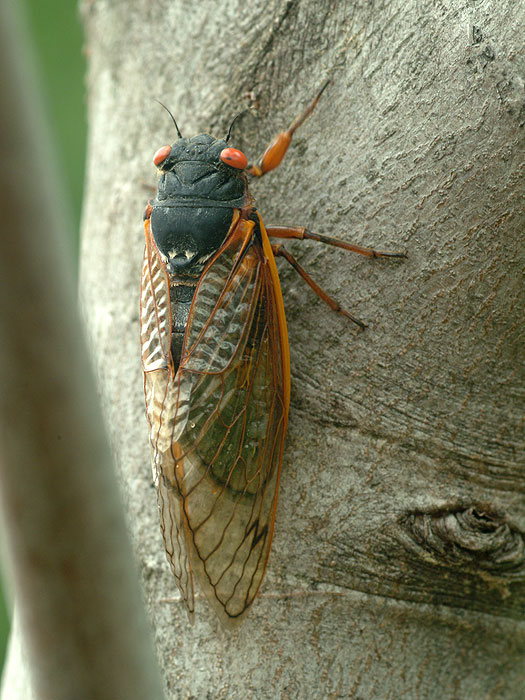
[153,145,171,167]
[220,147,248,170]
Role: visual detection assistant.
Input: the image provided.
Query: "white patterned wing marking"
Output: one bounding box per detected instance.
[140,247,170,372]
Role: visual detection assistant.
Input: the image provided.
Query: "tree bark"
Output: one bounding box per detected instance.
[80,1,524,697]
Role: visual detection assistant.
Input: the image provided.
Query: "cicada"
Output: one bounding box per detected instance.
[140,82,404,626]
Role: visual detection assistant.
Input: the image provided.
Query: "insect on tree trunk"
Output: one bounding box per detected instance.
[80,1,524,698]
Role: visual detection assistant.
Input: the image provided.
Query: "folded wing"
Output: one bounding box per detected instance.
[142,216,289,625]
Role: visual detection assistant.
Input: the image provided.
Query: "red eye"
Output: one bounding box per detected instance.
[153,145,171,166]
[220,148,247,170]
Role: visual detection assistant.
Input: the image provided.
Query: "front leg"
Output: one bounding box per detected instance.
[247,81,329,177]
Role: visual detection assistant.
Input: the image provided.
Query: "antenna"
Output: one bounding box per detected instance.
[155,100,183,139]
[225,110,249,142]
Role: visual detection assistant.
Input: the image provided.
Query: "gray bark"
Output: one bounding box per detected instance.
[80,1,524,698]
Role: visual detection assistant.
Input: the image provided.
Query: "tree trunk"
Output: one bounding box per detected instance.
[80,1,524,697]
[0,2,164,698]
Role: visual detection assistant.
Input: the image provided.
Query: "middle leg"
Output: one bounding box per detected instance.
[266,226,407,259]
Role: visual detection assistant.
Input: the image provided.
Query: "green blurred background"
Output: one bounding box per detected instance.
[0,0,86,673]
[25,0,87,243]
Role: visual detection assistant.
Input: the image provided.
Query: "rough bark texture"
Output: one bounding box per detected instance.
[80,1,524,698]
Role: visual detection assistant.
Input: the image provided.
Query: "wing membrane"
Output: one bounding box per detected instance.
[142,215,289,625]
[140,223,195,618]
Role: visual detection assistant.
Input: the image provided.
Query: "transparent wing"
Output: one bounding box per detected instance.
[140,221,195,619]
[171,217,290,625]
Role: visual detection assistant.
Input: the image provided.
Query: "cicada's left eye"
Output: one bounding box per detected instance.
[153,145,171,166]
[220,148,248,170]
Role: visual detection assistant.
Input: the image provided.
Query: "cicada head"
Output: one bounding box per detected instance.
[149,135,250,278]
[153,134,247,204]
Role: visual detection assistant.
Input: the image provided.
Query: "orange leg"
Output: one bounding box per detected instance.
[271,243,367,329]
[247,81,329,177]
[266,226,407,259]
